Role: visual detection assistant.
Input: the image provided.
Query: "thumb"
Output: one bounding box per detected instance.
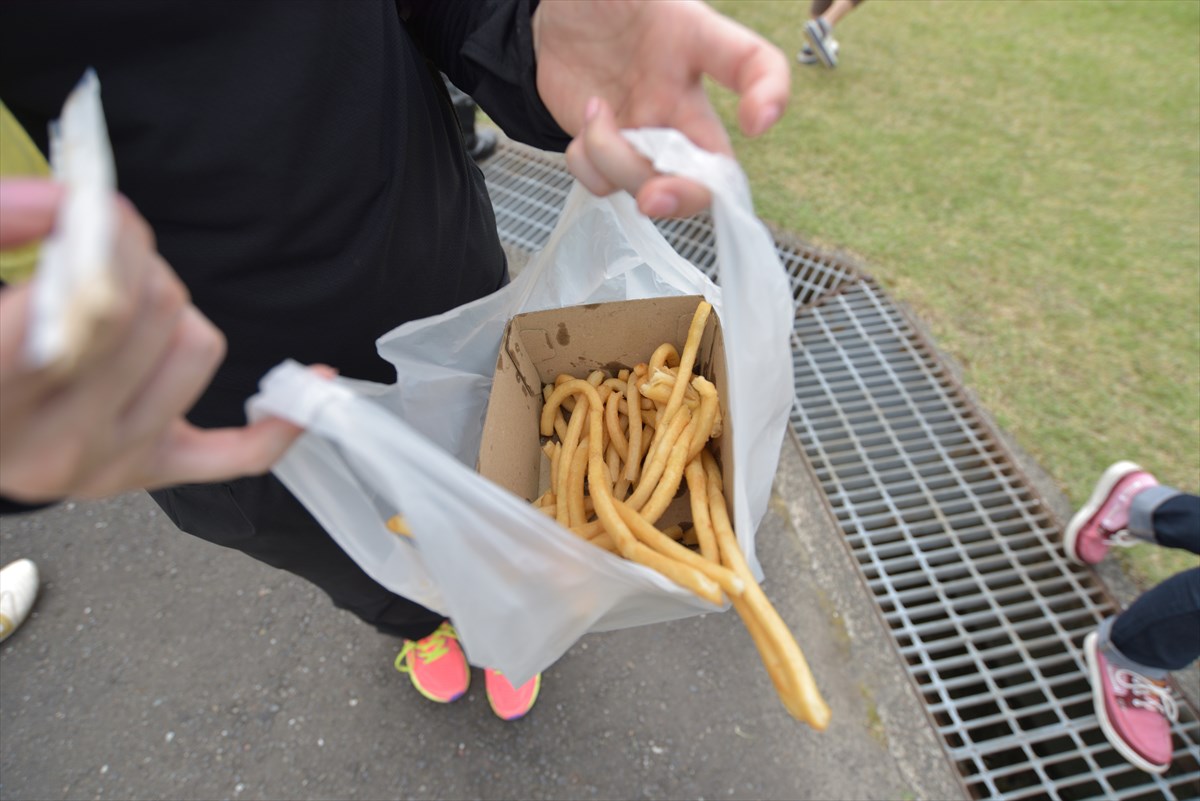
[0,179,63,249]
[150,417,307,488]
[150,365,338,486]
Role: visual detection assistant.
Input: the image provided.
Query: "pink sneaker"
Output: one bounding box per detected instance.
[1064,461,1158,565]
[484,669,541,721]
[394,621,470,703]
[1085,631,1176,774]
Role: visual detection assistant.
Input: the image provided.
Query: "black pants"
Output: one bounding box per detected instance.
[151,474,445,641]
[1108,493,1200,673]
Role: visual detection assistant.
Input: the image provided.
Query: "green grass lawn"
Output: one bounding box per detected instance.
[707,0,1199,587]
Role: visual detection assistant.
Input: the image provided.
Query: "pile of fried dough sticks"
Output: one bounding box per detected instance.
[531,300,830,730]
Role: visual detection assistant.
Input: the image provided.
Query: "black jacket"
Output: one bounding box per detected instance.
[0,0,570,430]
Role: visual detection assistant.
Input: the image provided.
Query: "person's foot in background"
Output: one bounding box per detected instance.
[796,39,838,66]
[1085,631,1177,774]
[802,18,839,68]
[443,75,498,162]
[799,0,863,68]
[0,558,39,642]
[1064,461,1159,565]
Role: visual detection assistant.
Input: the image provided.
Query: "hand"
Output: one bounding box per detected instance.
[0,179,320,503]
[533,0,790,217]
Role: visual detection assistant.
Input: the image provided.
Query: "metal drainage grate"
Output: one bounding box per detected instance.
[481,141,1200,801]
[479,145,858,310]
[789,283,1200,800]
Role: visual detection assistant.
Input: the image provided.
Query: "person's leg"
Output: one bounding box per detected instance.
[1085,622,1180,775]
[152,474,476,704]
[1132,490,1200,555]
[1105,567,1200,676]
[1071,468,1197,772]
[1086,568,1197,774]
[150,475,446,640]
[803,0,861,68]
[1064,461,1161,564]
[820,0,860,28]
[798,1,834,64]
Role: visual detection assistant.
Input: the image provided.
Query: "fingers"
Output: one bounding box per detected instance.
[694,7,791,137]
[114,305,226,445]
[567,97,714,218]
[0,282,34,380]
[564,136,617,198]
[150,363,337,487]
[0,169,335,500]
[636,176,712,220]
[153,417,307,486]
[0,180,63,249]
[113,193,158,252]
[67,249,191,420]
[570,97,650,198]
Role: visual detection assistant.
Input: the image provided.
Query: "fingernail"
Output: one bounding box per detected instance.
[643,192,679,218]
[755,103,782,135]
[585,96,601,123]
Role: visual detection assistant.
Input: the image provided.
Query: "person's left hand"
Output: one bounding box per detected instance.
[533,0,790,217]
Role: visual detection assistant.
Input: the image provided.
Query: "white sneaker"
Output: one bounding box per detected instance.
[797,40,839,66]
[804,19,840,69]
[0,559,39,642]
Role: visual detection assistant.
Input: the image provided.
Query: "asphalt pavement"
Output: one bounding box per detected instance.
[0,437,965,801]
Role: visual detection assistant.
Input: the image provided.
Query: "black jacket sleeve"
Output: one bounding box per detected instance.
[0,496,56,516]
[399,0,571,153]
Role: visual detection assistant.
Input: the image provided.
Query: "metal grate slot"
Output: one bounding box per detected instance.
[481,146,574,252]
[481,141,1200,801]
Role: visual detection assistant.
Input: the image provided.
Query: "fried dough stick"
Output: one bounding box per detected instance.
[660,301,711,432]
[624,370,644,485]
[605,391,629,461]
[683,459,720,563]
[687,376,720,461]
[701,450,832,730]
[637,416,698,525]
[643,302,711,469]
[542,380,594,526]
[574,385,722,606]
[623,407,691,512]
[612,499,745,598]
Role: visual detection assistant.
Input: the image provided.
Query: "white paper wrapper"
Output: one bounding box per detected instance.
[25,69,118,371]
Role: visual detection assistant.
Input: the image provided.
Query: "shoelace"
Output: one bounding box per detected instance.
[1114,668,1179,722]
[396,623,458,671]
[1103,528,1139,548]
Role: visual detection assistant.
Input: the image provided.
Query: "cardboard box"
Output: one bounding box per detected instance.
[479,295,734,532]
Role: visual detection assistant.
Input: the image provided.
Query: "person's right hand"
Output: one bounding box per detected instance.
[0,179,312,504]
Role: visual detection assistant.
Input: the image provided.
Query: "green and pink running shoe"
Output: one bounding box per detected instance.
[484,669,541,721]
[394,621,470,703]
[1064,461,1158,565]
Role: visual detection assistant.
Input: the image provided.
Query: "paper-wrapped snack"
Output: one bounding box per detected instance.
[26,69,119,372]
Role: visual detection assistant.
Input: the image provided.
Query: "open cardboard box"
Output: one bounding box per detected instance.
[478,295,734,535]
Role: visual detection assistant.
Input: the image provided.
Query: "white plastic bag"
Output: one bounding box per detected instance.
[248,130,794,684]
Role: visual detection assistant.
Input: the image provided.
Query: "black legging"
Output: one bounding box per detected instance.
[151,474,444,642]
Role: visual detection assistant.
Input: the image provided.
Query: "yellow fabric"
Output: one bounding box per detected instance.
[0,100,51,283]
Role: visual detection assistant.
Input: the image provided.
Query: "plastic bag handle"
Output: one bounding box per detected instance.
[622,128,753,211]
[623,129,795,568]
